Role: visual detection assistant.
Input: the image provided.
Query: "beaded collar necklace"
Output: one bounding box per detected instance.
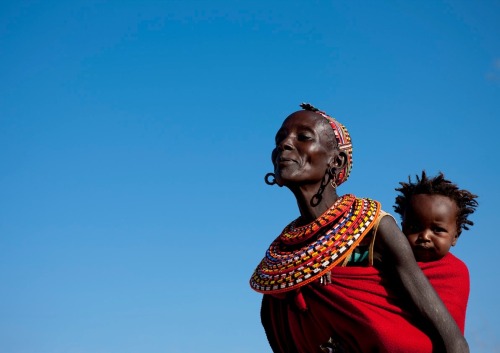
[250,195,381,294]
[280,194,356,246]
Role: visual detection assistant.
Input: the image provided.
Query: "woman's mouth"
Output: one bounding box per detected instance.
[278,156,296,163]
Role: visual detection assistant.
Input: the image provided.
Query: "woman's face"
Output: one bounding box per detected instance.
[272,110,336,187]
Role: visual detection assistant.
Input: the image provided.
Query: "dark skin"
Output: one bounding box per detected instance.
[403,194,459,262]
[272,110,469,353]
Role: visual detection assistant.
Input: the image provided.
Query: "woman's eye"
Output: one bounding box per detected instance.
[298,134,312,141]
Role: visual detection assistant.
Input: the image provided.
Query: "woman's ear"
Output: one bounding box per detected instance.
[333,151,347,170]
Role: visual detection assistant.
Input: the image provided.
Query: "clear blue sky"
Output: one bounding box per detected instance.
[1,1,499,352]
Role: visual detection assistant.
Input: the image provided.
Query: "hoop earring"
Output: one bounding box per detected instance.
[265,172,277,185]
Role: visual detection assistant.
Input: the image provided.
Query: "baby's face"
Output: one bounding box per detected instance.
[402,194,459,262]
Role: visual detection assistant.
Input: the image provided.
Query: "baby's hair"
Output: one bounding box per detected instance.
[394,171,478,236]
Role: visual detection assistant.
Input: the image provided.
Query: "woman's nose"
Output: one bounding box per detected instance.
[278,136,294,151]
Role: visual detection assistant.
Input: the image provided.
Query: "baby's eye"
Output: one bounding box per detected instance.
[433,227,446,233]
[403,223,419,233]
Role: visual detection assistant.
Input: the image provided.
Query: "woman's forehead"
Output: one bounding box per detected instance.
[280,110,325,129]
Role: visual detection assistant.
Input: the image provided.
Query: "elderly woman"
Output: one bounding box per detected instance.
[250,104,469,353]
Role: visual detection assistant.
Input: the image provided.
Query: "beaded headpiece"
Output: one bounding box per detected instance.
[300,103,353,187]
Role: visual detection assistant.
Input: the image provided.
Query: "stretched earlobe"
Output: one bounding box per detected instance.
[265,173,277,186]
[327,166,337,189]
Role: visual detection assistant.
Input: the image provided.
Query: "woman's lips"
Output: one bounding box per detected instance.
[278,156,297,163]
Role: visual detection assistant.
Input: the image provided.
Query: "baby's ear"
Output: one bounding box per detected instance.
[452,233,459,246]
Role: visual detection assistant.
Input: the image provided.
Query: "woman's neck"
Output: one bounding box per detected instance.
[291,185,339,225]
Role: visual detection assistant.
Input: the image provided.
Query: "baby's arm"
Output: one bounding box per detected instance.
[376,215,469,353]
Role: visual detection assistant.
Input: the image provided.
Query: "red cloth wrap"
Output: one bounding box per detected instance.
[261,253,469,353]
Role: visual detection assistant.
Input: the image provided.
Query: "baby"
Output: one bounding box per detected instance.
[394,171,478,262]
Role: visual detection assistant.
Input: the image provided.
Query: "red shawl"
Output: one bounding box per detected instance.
[261,253,469,353]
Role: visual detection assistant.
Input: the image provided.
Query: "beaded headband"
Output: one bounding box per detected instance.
[300,103,353,187]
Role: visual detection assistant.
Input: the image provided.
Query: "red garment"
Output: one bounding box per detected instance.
[261,253,469,353]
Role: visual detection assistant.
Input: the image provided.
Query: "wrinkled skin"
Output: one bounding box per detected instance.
[271,110,346,222]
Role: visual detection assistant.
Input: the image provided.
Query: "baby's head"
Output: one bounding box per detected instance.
[394,171,478,262]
